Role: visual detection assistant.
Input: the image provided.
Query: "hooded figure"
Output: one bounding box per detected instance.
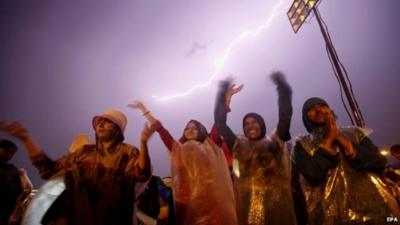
[130,101,238,225]
[214,72,296,225]
[294,97,400,225]
[1,109,152,225]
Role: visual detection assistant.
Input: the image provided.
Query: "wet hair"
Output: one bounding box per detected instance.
[179,120,208,143]
[242,112,266,140]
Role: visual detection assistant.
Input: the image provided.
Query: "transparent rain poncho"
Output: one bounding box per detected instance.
[296,127,400,225]
[232,133,297,225]
[170,138,238,225]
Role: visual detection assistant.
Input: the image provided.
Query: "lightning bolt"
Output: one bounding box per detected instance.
[153,0,290,102]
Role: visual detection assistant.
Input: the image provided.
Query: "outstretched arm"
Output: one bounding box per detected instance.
[0,121,69,179]
[129,101,177,151]
[271,72,293,142]
[214,79,242,151]
[0,121,42,158]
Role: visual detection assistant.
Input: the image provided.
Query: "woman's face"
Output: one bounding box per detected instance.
[95,118,118,141]
[184,122,199,141]
[306,103,331,125]
[244,117,262,140]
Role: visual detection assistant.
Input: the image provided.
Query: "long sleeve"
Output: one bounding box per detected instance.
[209,123,222,145]
[151,120,178,152]
[214,80,237,152]
[210,123,233,167]
[124,146,152,182]
[294,142,339,186]
[274,74,293,142]
[30,152,70,180]
[345,137,387,173]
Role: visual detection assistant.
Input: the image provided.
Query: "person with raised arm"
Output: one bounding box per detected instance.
[214,72,296,225]
[129,101,238,225]
[0,109,153,225]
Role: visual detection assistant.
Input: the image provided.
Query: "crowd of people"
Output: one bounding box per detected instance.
[1,72,400,225]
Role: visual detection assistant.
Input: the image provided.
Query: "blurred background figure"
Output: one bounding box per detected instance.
[135,176,174,225]
[390,145,400,162]
[67,133,92,154]
[384,144,400,184]
[0,139,22,225]
[9,168,34,225]
[382,144,400,205]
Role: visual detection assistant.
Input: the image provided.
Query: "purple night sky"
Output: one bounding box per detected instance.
[1,0,399,187]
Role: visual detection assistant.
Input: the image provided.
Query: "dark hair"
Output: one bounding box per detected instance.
[115,130,124,143]
[137,176,161,218]
[0,139,18,152]
[179,120,208,143]
[0,139,18,161]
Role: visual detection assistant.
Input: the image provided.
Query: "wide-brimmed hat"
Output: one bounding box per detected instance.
[92,109,127,138]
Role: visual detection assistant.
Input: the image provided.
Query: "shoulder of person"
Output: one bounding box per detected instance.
[120,143,140,154]
[339,126,373,142]
[294,133,312,145]
[293,133,316,155]
[81,144,96,151]
[70,144,96,156]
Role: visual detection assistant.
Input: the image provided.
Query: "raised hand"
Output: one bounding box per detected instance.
[228,83,244,97]
[128,101,148,113]
[141,123,155,143]
[225,81,244,106]
[128,101,157,125]
[0,121,32,142]
[271,71,286,83]
[325,110,339,140]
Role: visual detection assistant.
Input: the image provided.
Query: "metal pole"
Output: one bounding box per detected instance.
[313,7,365,127]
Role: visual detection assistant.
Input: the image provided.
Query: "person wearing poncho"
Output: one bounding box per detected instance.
[294,97,400,225]
[0,109,153,225]
[130,101,238,225]
[214,72,296,225]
